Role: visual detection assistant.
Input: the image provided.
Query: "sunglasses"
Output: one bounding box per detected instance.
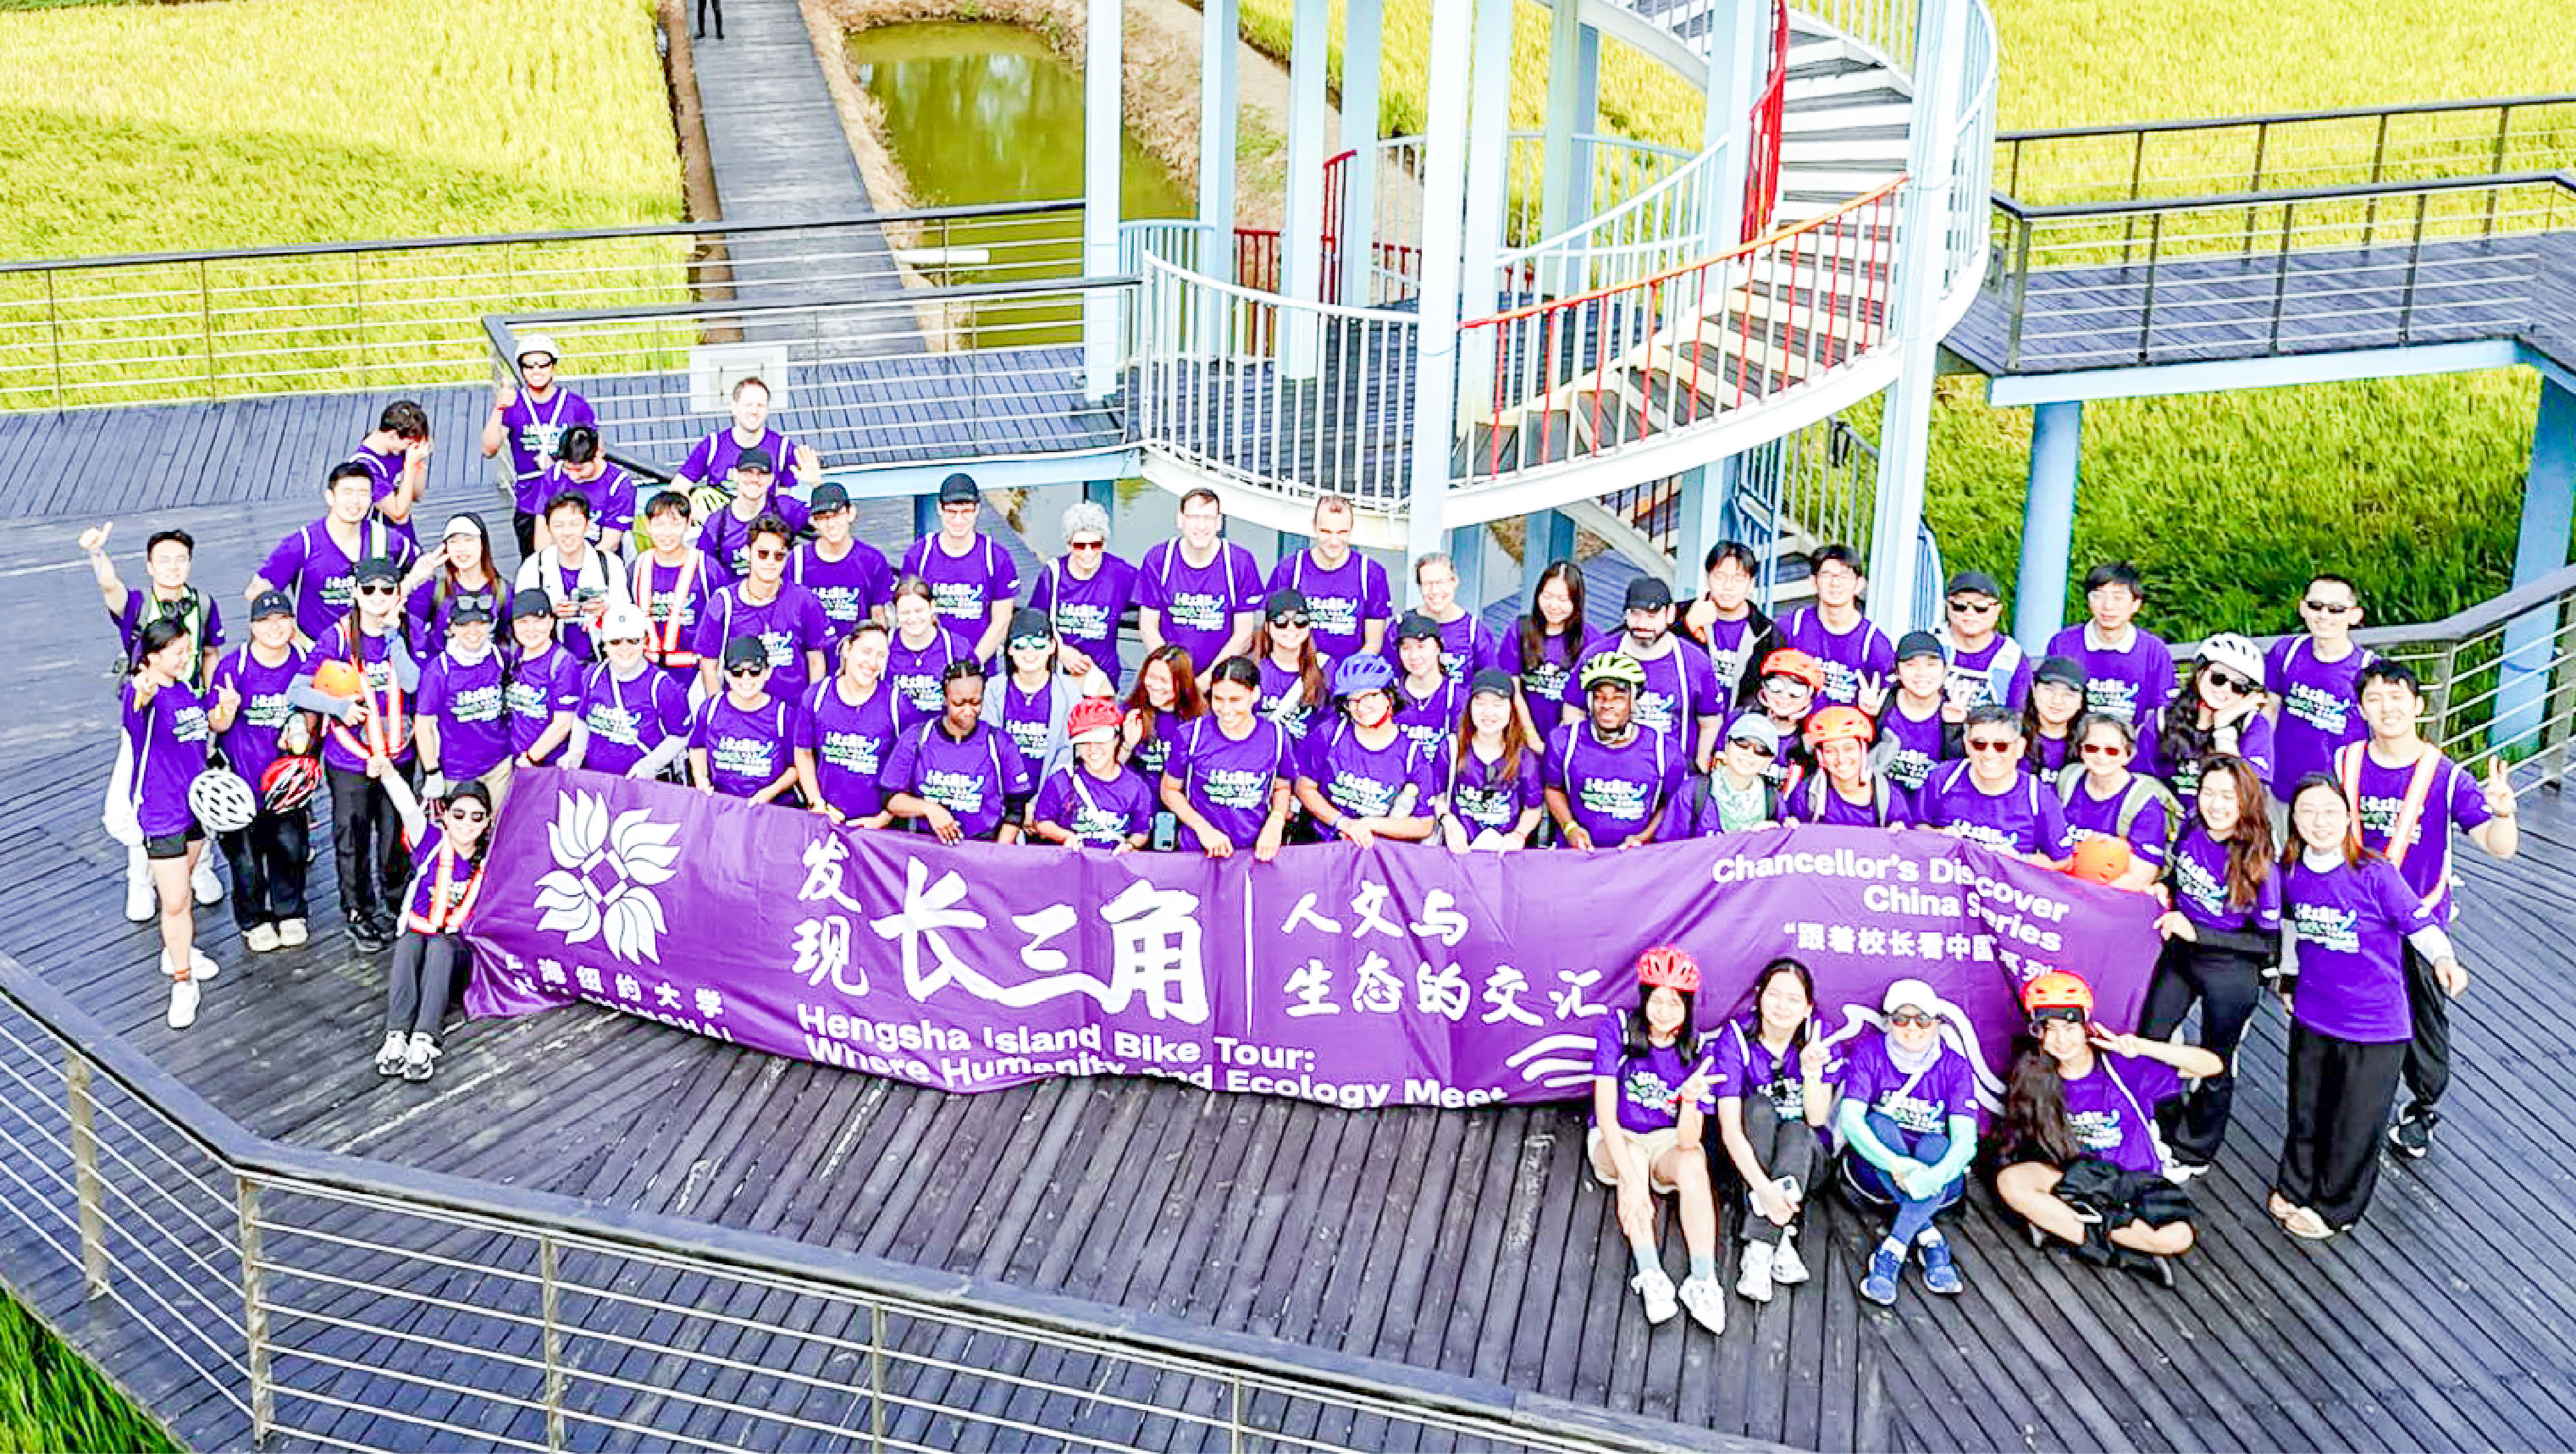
[727,664,768,677]
[1887,1011,1937,1029]
[2302,599,2357,615]
[2204,669,2254,694]
[357,583,399,596]
[1270,613,1311,628]
[1068,539,1106,552]
[1946,596,1999,614]
[606,635,646,646]
[518,358,555,371]
[1965,738,2017,753]
[2079,742,2129,758]
[1728,738,1777,759]
[448,806,490,823]
[750,547,788,561]
[2028,1010,2085,1033]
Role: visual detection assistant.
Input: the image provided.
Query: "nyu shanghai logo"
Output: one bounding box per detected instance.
[532,791,683,964]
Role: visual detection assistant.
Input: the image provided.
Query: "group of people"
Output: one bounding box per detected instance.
[95,346,2516,1307]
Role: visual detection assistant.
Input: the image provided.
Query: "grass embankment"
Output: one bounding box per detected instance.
[0,1293,175,1454]
[1226,0,2576,637]
[0,0,688,402]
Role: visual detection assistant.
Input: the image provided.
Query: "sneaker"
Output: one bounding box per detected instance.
[374,1031,409,1076]
[124,859,155,923]
[1771,1232,1810,1285]
[1917,1231,1964,1296]
[1736,1243,1775,1303]
[276,918,308,948]
[2117,1249,2178,1291]
[166,976,199,1031]
[186,947,219,984]
[1860,1240,1903,1307]
[2167,1159,2211,1183]
[191,856,224,906]
[348,918,390,954]
[401,1032,439,1083]
[1678,1274,1727,1333]
[2387,1108,2434,1160]
[1631,1265,1679,1325]
[245,923,280,954]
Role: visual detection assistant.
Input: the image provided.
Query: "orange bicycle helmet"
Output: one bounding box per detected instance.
[1805,705,1876,748]
[2067,835,2133,886]
[1760,649,1826,692]
[2021,970,2094,1016]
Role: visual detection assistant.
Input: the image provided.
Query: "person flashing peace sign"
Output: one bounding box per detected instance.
[1589,947,1727,1335]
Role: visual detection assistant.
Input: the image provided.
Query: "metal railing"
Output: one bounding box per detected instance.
[1495,135,1737,307]
[0,954,1735,1454]
[1944,0,2000,296]
[1743,0,1794,240]
[1799,0,1920,76]
[1987,171,2574,371]
[0,202,1087,411]
[1585,406,1881,603]
[1995,94,2576,210]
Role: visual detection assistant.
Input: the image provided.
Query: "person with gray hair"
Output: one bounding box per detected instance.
[1028,497,1139,687]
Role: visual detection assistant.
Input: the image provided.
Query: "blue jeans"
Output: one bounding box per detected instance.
[1844,1110,1964,1245]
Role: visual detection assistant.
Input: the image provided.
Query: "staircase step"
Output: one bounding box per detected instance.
[1783,69,1904,102]
[1779,102,1913,133]
[1779,136,1914,164]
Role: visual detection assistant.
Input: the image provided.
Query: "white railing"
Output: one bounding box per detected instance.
[1944,0,1999,294]
[1496,135,1738,307]
[1799,0,1921,75]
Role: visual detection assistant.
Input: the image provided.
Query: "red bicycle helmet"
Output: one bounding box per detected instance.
[1636,945,1700,993]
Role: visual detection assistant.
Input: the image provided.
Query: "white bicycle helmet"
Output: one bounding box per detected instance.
[188,766,259,834]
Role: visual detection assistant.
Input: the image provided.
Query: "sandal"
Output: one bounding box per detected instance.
[2280,1206,2335,1241]
[2266,1192,2299,1225]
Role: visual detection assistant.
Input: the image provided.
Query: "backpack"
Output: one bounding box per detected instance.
[2054,766,2181,853]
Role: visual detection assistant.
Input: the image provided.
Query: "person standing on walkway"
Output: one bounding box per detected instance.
[125,619,224,1028]
[792,482,893,644]
[697,448,811,581]
[1935,570,2030,716]
[1160,656,1292,859]
[1029,499,1137,688]
[1681,541,1784,709]
[798,622,902,828]
[1775,545,1894,710]
[1570,577,1723,770]
[1407,550,1504,682]
[2265,574,2374,798]
[2153,635,2273,793]
[673,376,821,502]
[250,463,417,645]
[85,522,226,918]
[515,491,627,663]
[694,515,833,706]
[2142,754,2279,1174]
[1269,493,1390,663]
[564,604,692,781]
[2335,661,2517,1159]
[287,556,420,953]
[413,598,514,805]
[347,401,434,550]
[480,334,596,558]
[1140,488,1263,687]
[2046,562,2175,728]
[1545,654,1683,849]
[207,591,312,954]
[1510,561,1599,738]
[401,513,510,659]
[542,426,638,553]
[903,473,1020,665]
[1914,705,2071,867]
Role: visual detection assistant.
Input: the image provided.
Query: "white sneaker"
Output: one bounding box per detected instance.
[401,1032,439,1083]
[245,923,280,954]
[186,947,219,984]
[166,976,199,1030]
[191,855,224,906]
[1678,1274,1727,1334]
[1771,1232,1810,1285]
[1631,1265,1678,1325]
[276,918,308,948]
[124,849,154,923]
[1736,1242,1775,1302]
[374,1031,409,1076]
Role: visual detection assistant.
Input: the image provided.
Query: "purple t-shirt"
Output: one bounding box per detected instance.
[1591,1015,1705,1134]
[792,539,895,641]
[1440,742,1545,837]
[2267,637,2374,794]
[113,589,225,677]
[677,427,806,491]
[348,444,421,548]
[1406,611,1504,683]
[404,573,509,659]
[1301,720,1434,834]
[124,678,211,838]
[1031,763,1156,847]
[1708,1018,1807,1120]
[692,694,801,799]
[1028,554,1140,685]
[2341,745,2492,926]
[1394,674,1467,758]
[880,721,1032,841]
[399,821,485,932]
[541,462,638,543]
[692,583,834,704]
[1256,655,1331,741]
[1875,700,1951,795]
[998,677,1059,766]
[505,644,583,759]
[208,644,301,786]
[574,663,690,777]
[416,649,511,782]
[1269,550,1390,663]
[1514,624,1604,716]
[2046,624,2177,726]
[301,624,414,773]
[2059,1054,2182,1175]
[2030,733,2073,776]
[632,551,729,677]
[1915,761,2071,860]
[2284,855,2432,1042]
[1545,721,1683,843]
[1140,540,1263,670]
[698,496,813,581]
[2155,709,2272,800]
[1164,716,1291,847]
[801,677,902,819]
[2168,824,2282,937]
[1778,609,1895,708]
[885,626,978,727]
[1943,634,2032,714]
[1781,773,1912,827]
[1835,1032,1976,1136]
[499,388,597,511]
[2060,774,2171,866]
[258,518,415,642]
[903,533,1022,640]
[1564,642,1722,759]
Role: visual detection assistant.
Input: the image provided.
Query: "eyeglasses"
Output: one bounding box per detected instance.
[1728,738,1777,759]
[2204,668,2254,694]
[448,807,489,823]
[1965,738,2016,753]
[2078,742,2129,758]
[1946,596,1999,614]
[357,583,398,596]
[2302,599,2357,615]
[1068,539,1106,552]
[1270,613,1311,628]
[750,547,788,561]
[1887,1011,1936,1029]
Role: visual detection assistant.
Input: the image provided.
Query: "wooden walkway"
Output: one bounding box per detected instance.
[2,440,2575,1451]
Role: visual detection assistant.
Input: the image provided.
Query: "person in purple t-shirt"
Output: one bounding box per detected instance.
[502,591,583,773]
[1589,947,1727,1334]
[347,400,432,548]
[1296,655,1435,847]
[1268,493,1390,662]
[1680,541,1785,710]
[2045,561,2176,727]
[692,515,832,705]
[901,473,1020,663]
[1509,560,1600,730]
[1780,707,1909,827]
[1027,698,1153,850]
[1774,545,1894,709]
[1407,550,1503,683]
[1873,631,1954,799]
[798,622,902,827]
[791,482,893,643]
[2265,572,2374,796]
[1996,972,2217,1285]
[1391,612,1468,759]
[367,766,492,1083]
[885,579,980,728]
[124,619,222,1029]
[690,637,804,804]
[543,426,638,551]
[630,491,728,684]
[566,604,693,781]
[251,463,418,645]
[1934,569,2031,716]
[412,598,513,799]
[514,491,629,663]
[2021,654,2087,777]
[479,334,597,557]
[2153,633,2273,795]
[1029,499,1138,686]
[1914,705,2070,865]
[2056,715,2171,891]
[1433,669,1545,849]
[1545,653,1683,849]
[2339,661,2518,1158]
[1835,979,1978,1306]
[286,556,423,953]
[1705,958,1831,1305]
[1252,589,1333,743]
[2275,776,2465,1236]
[881,660,1033,843]
[696,448,812,582]
[1140,488,1263,686]
[82,522,224,683]
[207,591,312,950]
[673,376,822,496]
[1569,577,1724,770]
[400,514,510,660]
[1161,657,1292,857]
[2143,754,2280,1170]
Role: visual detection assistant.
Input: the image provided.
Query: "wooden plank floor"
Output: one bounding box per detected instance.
[3,456,2576,1451]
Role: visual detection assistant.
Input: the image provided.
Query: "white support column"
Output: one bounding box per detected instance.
[1538,9,1597,246]
[1198,0,1241,246]
[1280,0,1332,379]
[1451,0,1517,428]
[1337,0,1384,306]
[1405,0,1477,564]
[1702,0,1765,253]
[1861,0,1965,633]
[1083,0,1125,401]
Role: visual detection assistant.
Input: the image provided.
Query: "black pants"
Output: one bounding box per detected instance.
[511,509,539,563]
[1731,1096,1820,1240]
[695,0,722,37]
[2277,1023,2407,1229]
[217,808,310,931]
[2138,939,2265,1165]
[2400,939,2452,1120]
[325,764,410,921]
[387,932,462,1040]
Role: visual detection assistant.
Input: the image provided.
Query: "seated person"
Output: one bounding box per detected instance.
[1837,979,1978,1307]
[1707,957,1832,1304]
[1589,947,1727,1335]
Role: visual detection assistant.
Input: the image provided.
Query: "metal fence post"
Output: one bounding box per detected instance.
[2396,191,2430,342]
[1230,1373,1247,1454]
[235,1176,273,1449]
[2430,640,2461,739]
[2004,214,2031,372]
[2135,213,2164,363]
[351,253,368,385]
[870,1301,887,1454]
[64,1054,107,1297]
[45,272,63,409]
[2267,202,2297,352]
[539,1235,567,1452]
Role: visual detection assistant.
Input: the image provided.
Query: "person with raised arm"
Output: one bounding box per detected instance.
[85,520,226,917]
[902,473,1020,665]
[1269,492,1390,663]
[2154,634,2273,795]
[401,513,508,658]
[1139,489,1263,683]
[346,400,434,548]
[480,334,596,557]
[672,375,822,498]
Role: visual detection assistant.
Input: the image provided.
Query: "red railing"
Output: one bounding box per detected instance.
[1457,177,1903,486]
[1743,0,1792,240]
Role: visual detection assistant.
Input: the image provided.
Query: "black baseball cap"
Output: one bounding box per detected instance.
[1468,667,1516,699]
[1623,576,1674,611]
[809,481,852,514]
[732,447,774,474]
[2036,655,2089,690]
[721,635,770,670]
[1265,589,1309,620]
[351,556,402,586]
[1006,606,1053,648]
[1895,630,1944,663]
[1396,611,1441,642]
[937,472,979,506]
[512,589,555,621]
[249,590,295,621]
[449,598,494,625]
[1945,570,2003,600]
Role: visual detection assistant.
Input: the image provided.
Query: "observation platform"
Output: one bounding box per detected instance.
[0,439,2573,1453]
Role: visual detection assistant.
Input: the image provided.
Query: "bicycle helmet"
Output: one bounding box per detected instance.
[1067,696,1125,744]
[2198,632,2266,691]
[310,660,366,699]
[2021,970,2094,1017]
[1578,652,1648,694]
[1804,705,1876,748]
[1759,649,1826,691]
[1333,654,1397,697]
[1635,945,1700,993]
[188,764,258,834]
[2067,834,2133,886]
[260,755,324,815]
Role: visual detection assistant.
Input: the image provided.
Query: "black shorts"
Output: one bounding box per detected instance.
[2056,1157,2194,1229]
[141,825,205,860]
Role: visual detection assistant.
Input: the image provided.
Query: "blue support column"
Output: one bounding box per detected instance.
[2014,400,2082,651]
[2498,378,2576,749]
[1199,0,1241,245]
[1672,463,1734,596]
[1082,0,1124,401]
[914,491,938,541]
[1338,0,1384,306]
[1404,0,1476,567]
[1083,478,1116,513]
[1451,0,1517,424]
[1451,525,1489,613]
[1523,508,1575,602]
[1280,0,1332,378]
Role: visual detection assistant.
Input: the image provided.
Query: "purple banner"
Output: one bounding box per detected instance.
[464,770,2163,1114]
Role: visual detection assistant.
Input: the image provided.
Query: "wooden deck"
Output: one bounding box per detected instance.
[2,418,2575,1452]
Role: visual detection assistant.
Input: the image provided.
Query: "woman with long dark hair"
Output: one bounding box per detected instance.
[1589,946,1726,1334]
[2023,655,2088,776]
[1708,958,1829,1305]
[2140,754,2280,1172]
[1435,670,1544,849]
[2154,634,2274,799]
[401,512,508,657]
[125,617,221,1028]
[1160,655,1292,860]
[1510,560,1595,740]
[2055,714,2174,891]
[1252,589,1331,742]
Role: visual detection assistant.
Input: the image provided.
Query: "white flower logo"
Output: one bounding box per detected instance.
[531,790,683,964]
